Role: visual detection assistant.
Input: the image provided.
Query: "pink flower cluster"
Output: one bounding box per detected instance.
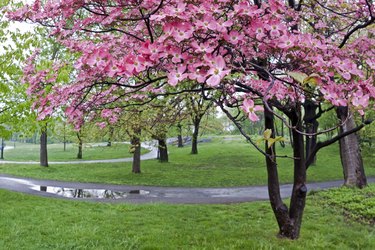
[7,0,375,125]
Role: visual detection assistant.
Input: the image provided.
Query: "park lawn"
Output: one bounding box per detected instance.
[0,137,374,187]
[3,142,149,161]
[0,186,374,249]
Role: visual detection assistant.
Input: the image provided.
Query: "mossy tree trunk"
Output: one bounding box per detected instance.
[177,124,183,148]
[158,137,168,163]
[76,132,83,159]
[336,107,367,188]
[131,128,141,174]
[191,117,200,155]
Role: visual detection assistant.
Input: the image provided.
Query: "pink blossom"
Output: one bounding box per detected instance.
[172,22,193,43]
[101,109,113,119]
[165,2,186,16]
[278,35,296,49]
[242,99,264,122]
[195,15,218,31]
[97,122,107,129]
[352,90,369,115]
[191,41,214,53]
[188,68,207,83]
[366,58,375,70]
[86,48,110,67]
[224,30,244,45]
[167,66,188,86]
[125,55,146,74]
[320,86,347,106]
[267,23,284,38]
[206,56,231,87]
[169,47,187,63]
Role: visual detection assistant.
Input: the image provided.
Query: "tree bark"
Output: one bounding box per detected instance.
[107,127,114,147]
[288,119,294,147]
[0,138,4,159]
[40,126,48,167]
[264,107,293,238]
[63,122,66,151]
[158,138,169,163]
[287,108,307,239]
[177,124,183,148]
[336,107,367,188]
[76,132,83,159]
[131,129,141,174]
[264,105,307,239]
[275,117,285,148]
[191,118,200,154]
[304,100,319,165]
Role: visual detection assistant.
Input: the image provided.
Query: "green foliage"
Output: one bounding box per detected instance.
[287,71,320,87]
[315,185,375,225]
[257,129,285,148]
[0,1,41,138]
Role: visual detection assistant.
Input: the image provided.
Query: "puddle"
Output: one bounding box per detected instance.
[30,186,151,199]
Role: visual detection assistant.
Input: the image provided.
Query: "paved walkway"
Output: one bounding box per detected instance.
[1,174,373,204]
[0,143,158,164]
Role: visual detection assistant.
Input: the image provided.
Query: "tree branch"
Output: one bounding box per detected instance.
[339,17,375,48]
[306,119,373,168]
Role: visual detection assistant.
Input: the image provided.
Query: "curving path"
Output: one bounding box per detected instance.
[1,174,373,204]
[0,142,158,165]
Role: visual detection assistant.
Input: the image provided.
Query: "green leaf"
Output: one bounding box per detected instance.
[303,73,321,87]
[263,129,272,140]
[287,71,308,84]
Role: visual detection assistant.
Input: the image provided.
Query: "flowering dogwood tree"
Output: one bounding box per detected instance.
[8,0,375,239]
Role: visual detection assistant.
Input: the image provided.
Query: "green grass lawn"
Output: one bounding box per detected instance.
[0,185,374,249]
[3,142,148,161]
[0,137,374,187]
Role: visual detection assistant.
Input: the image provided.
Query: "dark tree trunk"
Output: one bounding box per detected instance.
[264,105,307,239]
[63,122,66,151]
[275,118,285,148]
[131,130,141,174]
[336,107,367,188]
[107,127,114,147]
[177,124,183,148]
[40,127,48,167]
[158,138,169,163]
[264,107,293,238]
[33,133,37,144]
[191,118,200,154]
[0,138,4,159]
[304,100,319,165]
[287,107,307,239]
[76,132,83,159]
[288,119,294,147]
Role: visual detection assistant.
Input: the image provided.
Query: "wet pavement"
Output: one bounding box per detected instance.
[1,174,373,204]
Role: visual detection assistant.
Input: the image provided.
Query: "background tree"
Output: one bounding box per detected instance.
[186,94,214,155]
[0,1,37,159]
[147,96,185,163]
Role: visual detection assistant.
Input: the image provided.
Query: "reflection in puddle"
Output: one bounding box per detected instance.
[31,186,150,199]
